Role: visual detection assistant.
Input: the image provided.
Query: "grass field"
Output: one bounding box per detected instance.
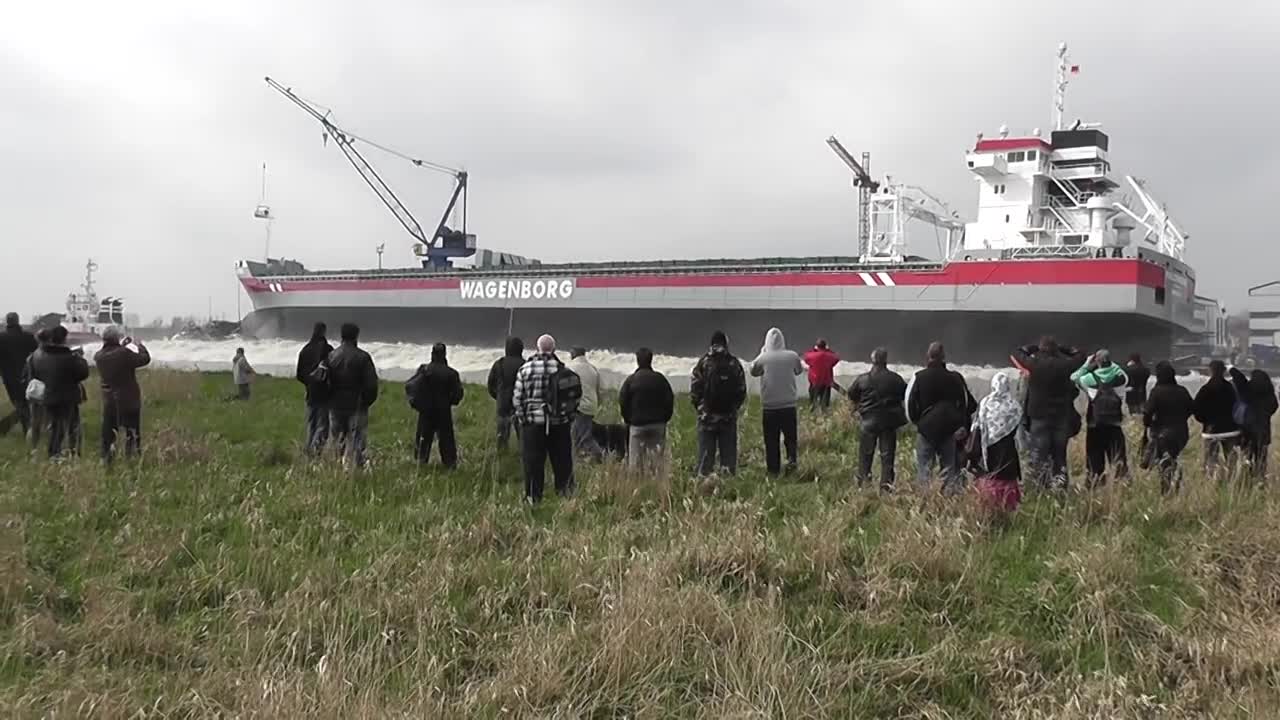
[3,370,1280,718]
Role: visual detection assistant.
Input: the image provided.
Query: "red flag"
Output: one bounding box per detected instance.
[1070,64,1080,74]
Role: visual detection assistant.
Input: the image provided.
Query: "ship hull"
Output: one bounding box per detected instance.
[238,255,1196,365]
[241,305,1177,366]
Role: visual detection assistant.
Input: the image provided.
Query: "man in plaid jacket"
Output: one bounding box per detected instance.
[512,334,575,502]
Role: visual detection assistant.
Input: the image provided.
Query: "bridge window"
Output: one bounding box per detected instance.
[1026,150,1037,161]
[1008,151,1025,162]
[1155,287,1166,305]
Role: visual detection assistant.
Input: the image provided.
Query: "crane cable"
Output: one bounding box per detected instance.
[292,89,462,177]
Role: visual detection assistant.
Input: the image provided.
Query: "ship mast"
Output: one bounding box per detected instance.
[1053,42,1071,131]
[82,259,99,300]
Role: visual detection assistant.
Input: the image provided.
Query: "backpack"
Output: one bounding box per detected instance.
[1091,384,1124,426]
[25,378,45,403]
[546,365,582,418]
[405,365,427,411]
[700,354,738,412]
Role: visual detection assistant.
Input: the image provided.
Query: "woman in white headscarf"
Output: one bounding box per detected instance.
[972,371,1024,512]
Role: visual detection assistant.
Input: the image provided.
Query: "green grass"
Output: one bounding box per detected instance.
[3,370,1280,717]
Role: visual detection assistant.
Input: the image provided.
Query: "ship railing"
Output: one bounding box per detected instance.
[245,257,953,281]
[1006,245,1093,260]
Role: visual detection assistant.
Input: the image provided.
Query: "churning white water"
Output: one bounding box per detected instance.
[142,338,1018,396]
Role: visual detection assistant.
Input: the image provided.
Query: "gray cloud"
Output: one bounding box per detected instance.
[1,0,1276,321]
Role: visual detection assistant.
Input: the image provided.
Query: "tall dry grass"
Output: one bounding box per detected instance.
[3,371,1280,717]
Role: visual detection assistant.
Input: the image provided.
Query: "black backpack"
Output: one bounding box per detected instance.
[546,364,582,417]
[405,365,427,411]
[700,354,737,412]
[1091,384,1124,426]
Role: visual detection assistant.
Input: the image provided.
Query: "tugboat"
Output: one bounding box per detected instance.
[41,260,127,347]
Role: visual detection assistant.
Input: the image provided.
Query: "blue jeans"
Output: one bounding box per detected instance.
[304,402,330,456]
[571,412,603,461]
[915,432,961,494]
[1028,416,1071,489]
[330,408,369,468]
[696,419,739,476]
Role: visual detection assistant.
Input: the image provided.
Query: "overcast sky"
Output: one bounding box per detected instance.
[2,1,1276,322]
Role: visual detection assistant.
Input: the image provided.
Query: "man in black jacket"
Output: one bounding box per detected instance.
[30,326,90,458]
[848,347,908,491]
[689,330,747,476]
[408,343,464,468]
[1193,360,1241,475]
[326,323,379,468]
[619,347,675,472]
[906,342,976,495]
[1144,361,1195,494]
[486,336,525,451]
[1012,336,1084,489]
[1125,353,1151,416]
[0,312,38,434]
[295,322,334,457]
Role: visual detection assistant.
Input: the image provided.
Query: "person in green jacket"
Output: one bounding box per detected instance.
[1071,349,1130,487]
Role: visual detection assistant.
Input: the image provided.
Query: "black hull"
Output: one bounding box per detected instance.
[241,306,1176,366]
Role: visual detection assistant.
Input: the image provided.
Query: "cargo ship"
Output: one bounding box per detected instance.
[239,46,1199,365]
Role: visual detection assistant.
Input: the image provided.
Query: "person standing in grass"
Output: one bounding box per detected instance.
[566,347,604,461]
[21,329,50,450]
[406,343,464,469]
[513,334,576,503]
[619,347,675,472]
[847,347,907,491]
[690,330,747,476]
[486,336,525,452]
[29,325,89,458]
[1125,353,1151,416]
[1071,349,1130,487]
[93,326,150,463]
[1229,366,1278,479]
[326,323,379,468]
[1144,361,1195,494]
[295,322,334,456]
[906,342,976,495]
[1012,336,1084,489]
[802,339,840,412]
[750,327,805,476]
[970,370,1023,513]
[232,347,256,400]
[0,312,38,436]
[1193,360,1242,476]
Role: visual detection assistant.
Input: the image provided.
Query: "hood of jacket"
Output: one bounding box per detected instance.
[761,327,785,354]
[505,336,524,357]
[709,330,729,353]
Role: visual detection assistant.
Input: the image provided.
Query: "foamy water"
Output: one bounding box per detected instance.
[142,338,1019,396]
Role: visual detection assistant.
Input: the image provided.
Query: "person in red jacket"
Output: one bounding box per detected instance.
[803,339,840,412]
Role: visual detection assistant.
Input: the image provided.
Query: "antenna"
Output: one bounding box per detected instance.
[376,242,386,270]
[253,163,274,259]
[1053,42,1070,131]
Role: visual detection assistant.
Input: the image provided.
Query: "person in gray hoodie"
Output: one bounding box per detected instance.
[750,327,805,475]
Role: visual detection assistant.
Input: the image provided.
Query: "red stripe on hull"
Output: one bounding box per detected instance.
[242,259,1166,293]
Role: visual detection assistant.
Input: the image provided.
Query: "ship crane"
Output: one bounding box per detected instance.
[825,136,878,258]
[827,136,965,263]
[264,77,474,269]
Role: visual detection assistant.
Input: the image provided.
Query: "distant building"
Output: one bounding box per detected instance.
[1249,282,1280,349]
[1176,294,1228,361]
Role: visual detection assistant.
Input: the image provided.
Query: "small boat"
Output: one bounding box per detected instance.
[45,259,127,347]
